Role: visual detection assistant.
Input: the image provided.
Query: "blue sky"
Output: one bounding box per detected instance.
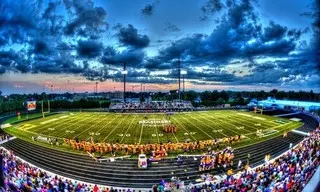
[0,0,319,94]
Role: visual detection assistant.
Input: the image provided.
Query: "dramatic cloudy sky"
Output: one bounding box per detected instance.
[0,0,319,94]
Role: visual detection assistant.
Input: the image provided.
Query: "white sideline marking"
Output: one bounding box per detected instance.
[290,118,302,122]
[98,155,131,162]
[40,118,59,124]
[274,112,300,117]
[292,130,309,136]
[0,137,16,145]
[1,123,12,129]
[58,115,69,119]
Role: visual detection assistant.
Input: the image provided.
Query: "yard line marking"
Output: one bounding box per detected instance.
[36,113,96,136]
[171,116,197,141]
[74,114,119,138]
[31,113,82,133]
[41,113,95,134]
[138,124,144,144]
[177,113,214,139]
[57,114,107,137]
[194,113,233,137]
[94,114,121,134]
[56,114,103,138]
[211,113,254,133]
[188,113,228,137]
[224,113,281,133]
[235,112,279,126]
[235,114,278,127]
[153,114,160,143]
[201,113,244,136]
[120,115,137,143]
[102,115,130,142]
[172,132,179,143]
[267,121,293,131]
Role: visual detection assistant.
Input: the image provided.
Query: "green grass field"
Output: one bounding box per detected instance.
[3,110,302,146]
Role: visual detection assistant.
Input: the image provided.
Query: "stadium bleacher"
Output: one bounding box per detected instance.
[109,101,194,111]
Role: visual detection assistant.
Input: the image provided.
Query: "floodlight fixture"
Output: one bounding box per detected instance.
[181,70,187,75]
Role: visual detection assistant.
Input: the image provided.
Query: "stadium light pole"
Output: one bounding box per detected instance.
[178,56,181,102]
[181,70,187,100]
[121,62,128,103]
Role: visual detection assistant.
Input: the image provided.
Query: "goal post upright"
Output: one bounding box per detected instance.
[42,100,44,118]
[42,100,51,118]
[48,100,50,113]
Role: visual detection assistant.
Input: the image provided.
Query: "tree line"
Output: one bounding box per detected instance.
[0,89,319,114]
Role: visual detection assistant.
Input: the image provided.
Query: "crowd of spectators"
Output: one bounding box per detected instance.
[199,147,235,171]
[185,127,320,192]
[109,101,193,110]
[1,147,148,192]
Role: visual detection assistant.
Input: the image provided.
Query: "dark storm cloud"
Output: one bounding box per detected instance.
[262,21,287,41]
[32,39,51,55]
[148,0,299,70]
[141,0,160,16]
[100,47,145,67]
[77,40,103,58]
[32,53,86,74]
[243,39,296,57]
[0,36,7,46]
[164,22,181,32]
[114,24,150,48]
[64,0,108,38]
[0,50,31,73]
[57,42,74,51]
[144,57,173,70]
[200,0,224,21]
[42,1,60,19]
[201,0,224,14]
[0,0,39,44]
[301,0,320,71]
[141,4,154,16]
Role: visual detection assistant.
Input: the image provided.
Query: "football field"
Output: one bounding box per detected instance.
[5,110,302,144]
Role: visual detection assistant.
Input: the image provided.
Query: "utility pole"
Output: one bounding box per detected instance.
[50,85,53,100]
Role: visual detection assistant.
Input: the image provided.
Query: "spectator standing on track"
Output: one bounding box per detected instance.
[177,155,183,167]
[237,159,242,169]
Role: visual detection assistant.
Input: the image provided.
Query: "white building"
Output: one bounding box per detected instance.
[257,97,320,112]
